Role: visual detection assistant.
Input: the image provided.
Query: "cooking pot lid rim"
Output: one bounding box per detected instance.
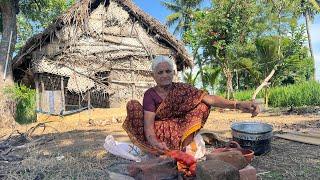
[231,122,273,134]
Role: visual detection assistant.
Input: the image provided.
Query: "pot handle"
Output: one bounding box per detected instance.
[226,141,242,149]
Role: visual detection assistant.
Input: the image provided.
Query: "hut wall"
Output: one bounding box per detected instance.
[40,90,63,114]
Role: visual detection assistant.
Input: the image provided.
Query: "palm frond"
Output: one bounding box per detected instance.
[173,21,184,35]
[161,1,181,12]
[183,70,200,86]
[202,67,221,89]
[310,0,320,11]
[166,12,181,27]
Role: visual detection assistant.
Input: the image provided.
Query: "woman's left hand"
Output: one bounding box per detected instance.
[238,101,260,117]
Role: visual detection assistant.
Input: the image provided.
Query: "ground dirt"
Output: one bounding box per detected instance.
[0,108,319,180]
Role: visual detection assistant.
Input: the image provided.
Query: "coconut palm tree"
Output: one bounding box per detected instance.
[162,0,204,84]
[161,0,204,36]
[300,0,320,80]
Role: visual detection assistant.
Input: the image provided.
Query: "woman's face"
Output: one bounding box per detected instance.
[152,62,174,86]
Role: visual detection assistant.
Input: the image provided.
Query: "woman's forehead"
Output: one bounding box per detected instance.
[155,62,171,70]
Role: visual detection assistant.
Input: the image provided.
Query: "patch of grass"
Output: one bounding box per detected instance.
[234,89,263,101]
[259,171,283,180]
[268,81,320,107]
[233,81,320,108]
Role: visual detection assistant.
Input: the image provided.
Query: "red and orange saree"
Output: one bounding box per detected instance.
[122,83,210,153]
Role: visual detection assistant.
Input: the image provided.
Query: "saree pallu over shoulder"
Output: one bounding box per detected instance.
[122,83,210,153]
[156,83,208,118]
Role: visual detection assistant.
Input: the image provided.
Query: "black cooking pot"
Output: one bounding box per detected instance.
[231,122,273,155]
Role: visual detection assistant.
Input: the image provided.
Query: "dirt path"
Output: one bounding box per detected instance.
[0,109,319,179]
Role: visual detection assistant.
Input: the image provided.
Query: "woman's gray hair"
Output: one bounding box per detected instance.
[151,55,176,73]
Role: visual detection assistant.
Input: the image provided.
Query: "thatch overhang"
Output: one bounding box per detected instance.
[12,0,193,70]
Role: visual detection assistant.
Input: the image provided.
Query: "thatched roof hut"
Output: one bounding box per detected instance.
[13,0,192,115]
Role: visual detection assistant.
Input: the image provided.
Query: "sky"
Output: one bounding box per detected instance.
[133,0,320,81]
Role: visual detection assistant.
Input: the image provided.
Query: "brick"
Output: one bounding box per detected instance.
[128,157,178,180]
[239,165,257,180]
[196,159,240,180]
[207,151,248,170]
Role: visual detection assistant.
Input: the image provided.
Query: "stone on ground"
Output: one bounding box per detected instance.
[128,157,178,180]
[206,151,248,170]
[196,159,240,180]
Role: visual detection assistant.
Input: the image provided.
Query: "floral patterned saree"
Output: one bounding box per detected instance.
[122,83,210,153]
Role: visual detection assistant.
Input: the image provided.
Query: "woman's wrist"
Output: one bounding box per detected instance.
[233,101,238,109]
[234,101,242,109]
[146,134,158,144]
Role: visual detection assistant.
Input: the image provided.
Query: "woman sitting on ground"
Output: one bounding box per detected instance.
[123,56,259,154]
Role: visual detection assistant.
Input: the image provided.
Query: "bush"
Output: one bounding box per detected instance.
[233,81,320,108]
[3,84,36,124]
[234,89,263,101]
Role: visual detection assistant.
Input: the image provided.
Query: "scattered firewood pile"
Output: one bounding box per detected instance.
[0,123,55,162]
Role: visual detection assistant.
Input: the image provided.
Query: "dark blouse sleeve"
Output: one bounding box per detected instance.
[143,89,156,112]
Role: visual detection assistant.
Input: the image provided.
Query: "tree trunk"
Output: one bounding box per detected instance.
[264,87,269,107]
[223,67,234,100]
[235,69,239,91]
[0,0,18,128]
[198,57,205,89]
[252,64,278,100]
[193,47,205,89]
[304,10,316,80]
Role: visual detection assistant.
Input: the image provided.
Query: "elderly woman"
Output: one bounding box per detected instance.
[123,56,259,154]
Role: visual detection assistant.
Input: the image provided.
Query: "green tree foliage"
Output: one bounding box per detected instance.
[187,0,264,98]
[202,65,221,93]
[237,28,313,88]
[298,0,320,79]
[16,0,75,50]
[183,70,200,86]
[180,0,315,101]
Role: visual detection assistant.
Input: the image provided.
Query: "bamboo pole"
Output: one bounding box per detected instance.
[40,74,45,112]
[61,77,65,113]
[110,80,155,85]
[78,94,81,109]
[111,67,151,72]
[87,90,91,121]
[35,74,40,112]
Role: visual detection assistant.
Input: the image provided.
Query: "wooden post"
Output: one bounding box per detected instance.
[40,74,45,112]
[88,90,91,120]
[78,94,81,110]
[130,57,135,99]
[130,20,136,37]
[61,76,65,114]
[35,74,40,112]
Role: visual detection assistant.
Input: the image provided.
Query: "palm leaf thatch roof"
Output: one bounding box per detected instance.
[13,0,193,70]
